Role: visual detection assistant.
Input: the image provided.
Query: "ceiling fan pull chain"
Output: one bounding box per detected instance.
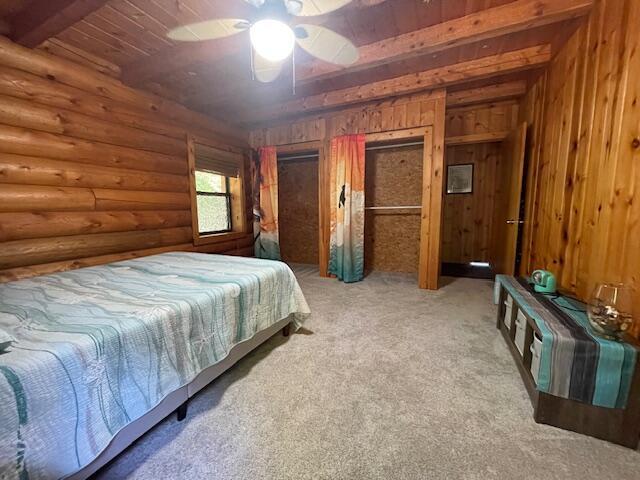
[292,47,296,95]
[250,41,256,81]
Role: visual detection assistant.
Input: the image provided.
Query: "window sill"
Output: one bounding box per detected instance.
[193,230,248,246]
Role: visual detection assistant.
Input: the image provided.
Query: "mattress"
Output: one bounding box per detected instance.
[0,253,310,480]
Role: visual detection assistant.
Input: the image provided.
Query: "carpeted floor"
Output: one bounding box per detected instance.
[95,266,640,479]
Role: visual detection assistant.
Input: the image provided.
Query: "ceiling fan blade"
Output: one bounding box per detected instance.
[294,0,353,16]
[253,53,284,83]
[285,0,303,15]
[357,0,388,6]
[295,24,359,65]
[167,19,249,42]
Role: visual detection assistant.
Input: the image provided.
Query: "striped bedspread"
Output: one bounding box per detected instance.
[494,275,637,409]
[0,253,310,480]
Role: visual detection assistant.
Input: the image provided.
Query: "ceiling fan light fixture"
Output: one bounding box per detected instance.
[250,19,295,62]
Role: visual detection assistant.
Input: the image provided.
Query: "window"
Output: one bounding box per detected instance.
[188,136,246,246]
[195,170,232,234]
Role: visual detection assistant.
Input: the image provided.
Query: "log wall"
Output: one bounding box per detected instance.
[0,37,250,282]
[519,0,640,335]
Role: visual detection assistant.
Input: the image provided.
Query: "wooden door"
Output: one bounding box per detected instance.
[490,122,527,275]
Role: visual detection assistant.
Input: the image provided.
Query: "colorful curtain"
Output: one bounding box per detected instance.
[253,146,281,260]
[328,134,366,283]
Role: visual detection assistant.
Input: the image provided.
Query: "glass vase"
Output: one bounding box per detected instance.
[587,283,633,340]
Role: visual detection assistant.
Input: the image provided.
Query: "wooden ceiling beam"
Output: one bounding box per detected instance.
[183,0,589,112]
[446,81,528,107]
[243,45,551,124]
[8,0,110,48]
[295,0,591,85]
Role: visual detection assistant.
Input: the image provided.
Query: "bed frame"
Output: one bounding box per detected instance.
[67,317,292,480]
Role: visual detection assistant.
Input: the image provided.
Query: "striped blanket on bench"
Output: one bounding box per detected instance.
[494,275,638,409]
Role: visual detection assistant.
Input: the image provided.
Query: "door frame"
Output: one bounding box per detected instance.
[419,97,447,289]
[315,108,447,287]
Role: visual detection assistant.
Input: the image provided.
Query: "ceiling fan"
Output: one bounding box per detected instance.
[167,0,360,84]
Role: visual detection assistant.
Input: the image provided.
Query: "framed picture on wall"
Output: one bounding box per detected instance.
[446,164,474,194]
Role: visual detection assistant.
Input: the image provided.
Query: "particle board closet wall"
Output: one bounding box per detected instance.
[278,157,319,265]
[0,37,251,282]
[519,0,640,335]
[365,145,423,273]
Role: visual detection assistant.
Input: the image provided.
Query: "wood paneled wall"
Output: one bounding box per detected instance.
[251,89,446,284]
[445,101,520,138]
[250,90,442,148]
[251,116,326,147]
[442,143,501,264]
[0,37,250,282]
[519,0,640,333]
[440,101,518,264]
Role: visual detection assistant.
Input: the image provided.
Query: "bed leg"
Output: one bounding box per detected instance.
[282,323,291,337]
[176,401,188,422]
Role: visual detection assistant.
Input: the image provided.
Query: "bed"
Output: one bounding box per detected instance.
[0,252,310,480]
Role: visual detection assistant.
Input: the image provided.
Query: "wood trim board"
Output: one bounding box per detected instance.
[418,126,435,289]
[445,131,510,146]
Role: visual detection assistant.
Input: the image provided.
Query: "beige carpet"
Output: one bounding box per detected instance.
[94,266,640,479]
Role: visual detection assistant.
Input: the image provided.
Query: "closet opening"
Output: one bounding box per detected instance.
[441,142,500,280]
[277,150,320,267]
[364,141,424,277]
[440,123,527,280]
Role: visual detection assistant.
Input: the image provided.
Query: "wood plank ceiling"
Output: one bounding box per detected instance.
[1,0,591,127]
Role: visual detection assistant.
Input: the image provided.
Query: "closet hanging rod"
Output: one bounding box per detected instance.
[365,206,422,210]
[278,153,320,161]
[366,141,423,151]
[278,140,424,161]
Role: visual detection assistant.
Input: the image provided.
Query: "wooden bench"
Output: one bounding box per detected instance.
[495,279,640,448]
